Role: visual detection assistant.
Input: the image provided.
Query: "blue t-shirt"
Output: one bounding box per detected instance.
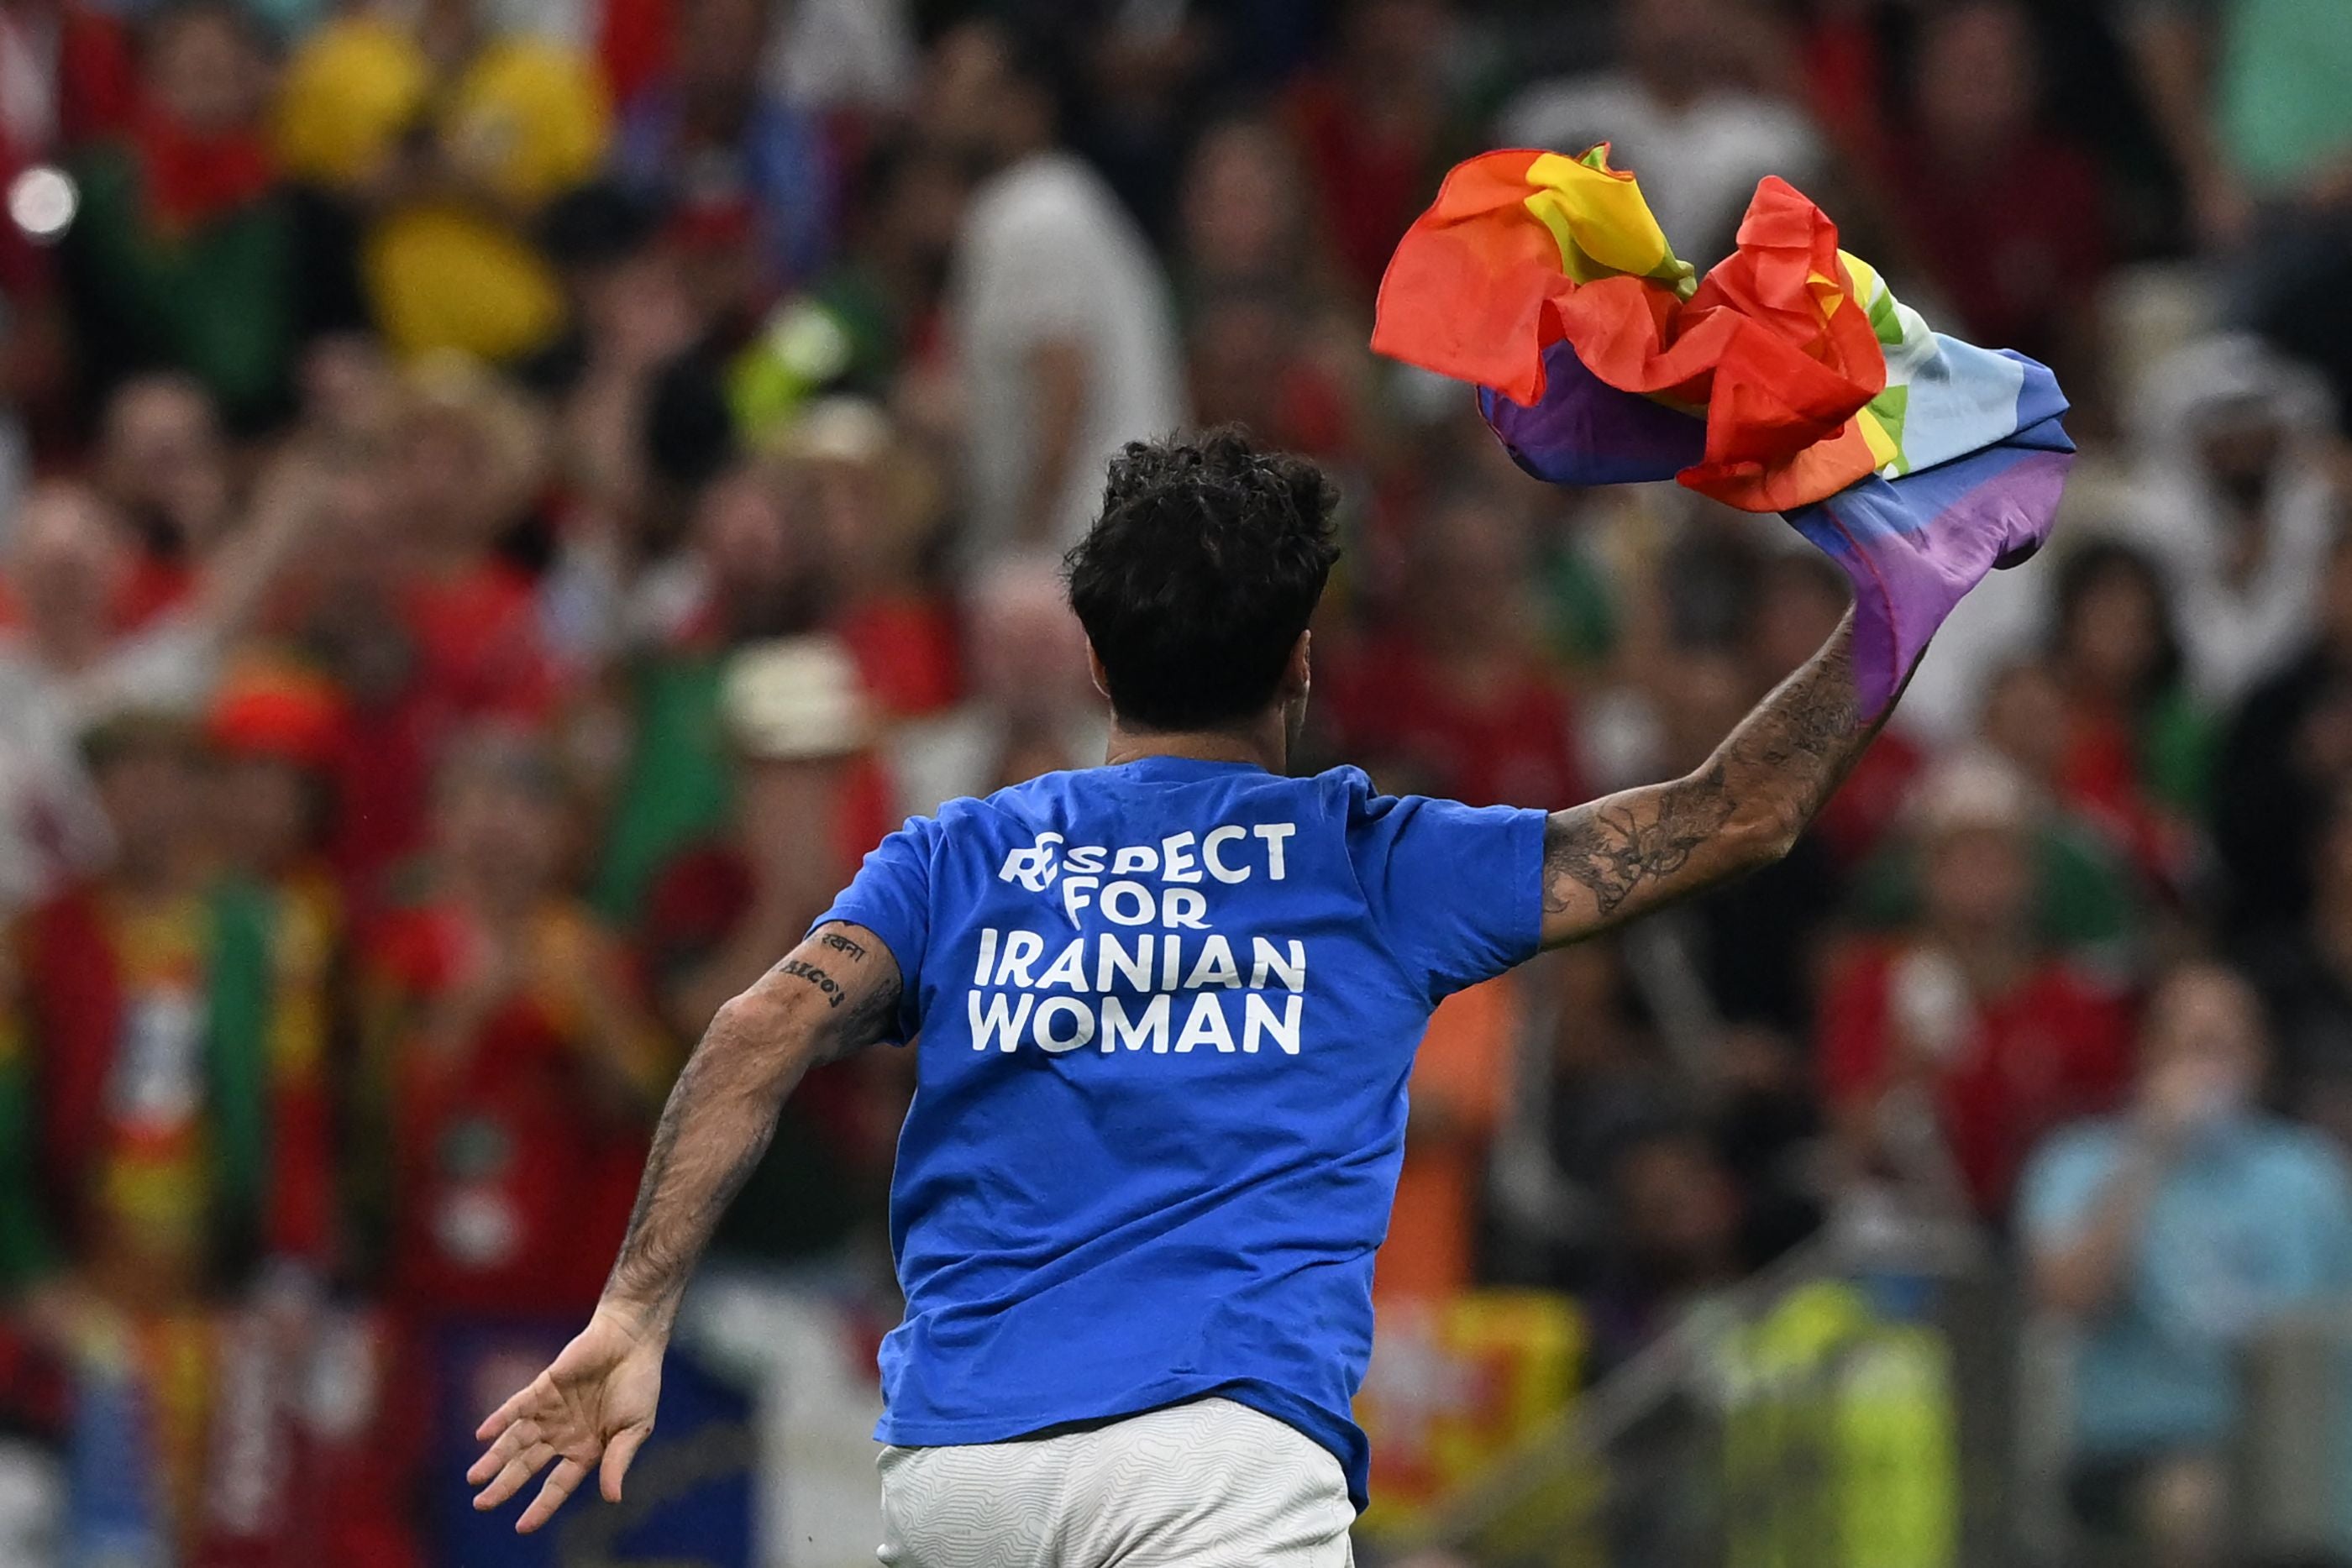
[2019,1114,2352,1457]
[814,757,1546,1508]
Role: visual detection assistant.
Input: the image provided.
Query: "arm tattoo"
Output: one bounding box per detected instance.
[1545,763,1734,917]
[776,958,846,1007]
[1542,614,1879,941]
[601,926,902,1324]
[837,969,902,1047]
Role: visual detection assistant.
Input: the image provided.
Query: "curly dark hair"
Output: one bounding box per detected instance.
[1063,427,1341,732]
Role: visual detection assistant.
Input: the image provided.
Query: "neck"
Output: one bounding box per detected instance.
[1103,713,1287,774]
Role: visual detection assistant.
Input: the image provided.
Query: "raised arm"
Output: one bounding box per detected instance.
[467,922,901,1532]
[1541,607,1885,947]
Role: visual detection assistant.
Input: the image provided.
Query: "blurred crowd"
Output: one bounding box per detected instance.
[2,0,2351,1561]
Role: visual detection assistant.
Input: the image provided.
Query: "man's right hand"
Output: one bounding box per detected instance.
[468,1305,666,1534]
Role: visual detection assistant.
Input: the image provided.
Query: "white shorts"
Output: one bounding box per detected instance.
[876,1398,1356,1568]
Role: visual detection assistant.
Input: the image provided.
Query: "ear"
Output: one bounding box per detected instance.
[1086,644,1112,702]
[1284,630,1312,702]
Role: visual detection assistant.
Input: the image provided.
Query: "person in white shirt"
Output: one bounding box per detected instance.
[1496,0,1824,264]
[925,18,1185,564]
[888,555,1108,818]
[2122,333,2343,707]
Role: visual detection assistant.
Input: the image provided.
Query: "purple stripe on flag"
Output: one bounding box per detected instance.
[1478,339,1707,487]
[1785,430,2074,718]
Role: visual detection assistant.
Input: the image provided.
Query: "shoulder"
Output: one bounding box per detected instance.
[2250,1120,2352,1193]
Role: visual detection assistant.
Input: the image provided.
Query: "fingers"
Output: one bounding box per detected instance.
[473,1438,556,1513]
[516,1456,591,1534]
[466,1416,539,1486]
[601,1423,652,1502]
[475,1379,541,1444]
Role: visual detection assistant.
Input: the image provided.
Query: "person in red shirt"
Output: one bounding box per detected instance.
[790,398,958,721]
[94,374,236,629]
[1282,0,1467,298]
[1820,751,2134,1217]
[1323,489,1588,810]
[354,724,669,1321]
[301,365,561,901]
[1872,0,2111,391]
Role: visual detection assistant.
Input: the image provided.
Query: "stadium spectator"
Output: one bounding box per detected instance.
[57,2,314,429]
[0,709,333,1310]
[612,0,837,308]
[0,0,133,168]
[887,555,1103,820]
[787,396,955,720]
[589,454,824,920]
[1497,0,1824,264]
[274,0,609,362]
[926,16,1184,563]
[203,655,349,933]
[1977,543,2213,894]
[1284,0,1468,295]
[2050,541,2214,827]
[1325,488,1588,810]
[1586,1120,1746,1368]
[2243,790,2352,1152]
[2126,0,2352,251]
[92,375,234,627]
[2212,526,2352,938]
[2024,960,2352,1568]
[789,134,964,405]
[299,364,559,901]
[1822,752,2134,1217]
[1173,115,1371,466]
[2125,334,2343,707]
[352,724,667,1318]
[1869,0,2110,391]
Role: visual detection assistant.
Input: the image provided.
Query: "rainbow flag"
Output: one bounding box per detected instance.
[1372,145,2072,716]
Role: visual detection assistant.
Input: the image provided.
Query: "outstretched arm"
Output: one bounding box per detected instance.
[468,922,901,1532]
[1541,607,1887,947]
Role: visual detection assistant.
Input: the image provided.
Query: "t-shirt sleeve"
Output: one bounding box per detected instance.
[811,814,942,1044]
[1349,789,1548,1001]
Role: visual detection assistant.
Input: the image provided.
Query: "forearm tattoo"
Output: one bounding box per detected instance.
[1544,616,1872,933]
[1544,763,1735,917]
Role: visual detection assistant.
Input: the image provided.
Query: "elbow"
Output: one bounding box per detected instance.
[712,980,796,1044]
[1731,805,1805,873]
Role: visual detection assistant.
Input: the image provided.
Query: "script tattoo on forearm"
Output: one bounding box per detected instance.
[1543,615,1877,936]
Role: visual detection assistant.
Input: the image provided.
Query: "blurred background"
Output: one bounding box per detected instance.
[0,0,2349,1563]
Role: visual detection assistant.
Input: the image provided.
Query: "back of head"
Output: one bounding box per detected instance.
[1063,427,1339,733]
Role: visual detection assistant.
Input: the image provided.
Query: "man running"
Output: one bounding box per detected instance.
[469,428,1914,1563]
